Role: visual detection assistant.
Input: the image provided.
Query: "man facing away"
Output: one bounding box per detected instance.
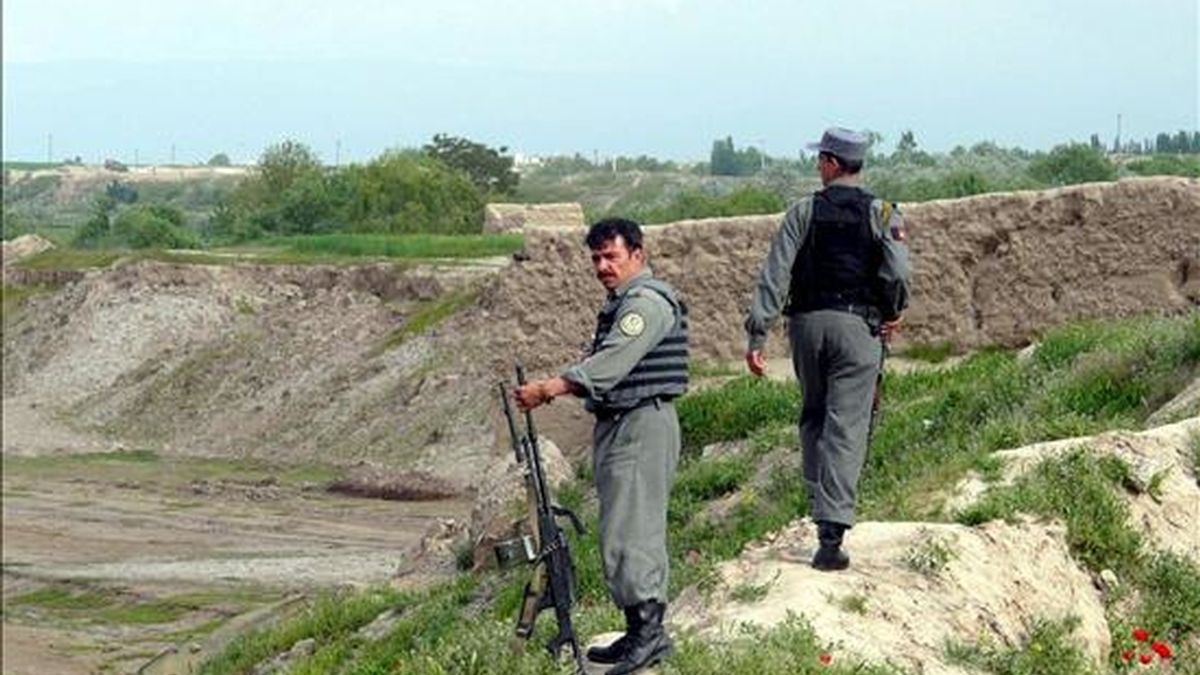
[515,217,687,674]
[744,127,911,571]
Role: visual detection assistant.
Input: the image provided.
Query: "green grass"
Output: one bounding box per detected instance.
[12,248,127,269]
[957,450,1143,572]
[676,377,798,456]
[11,232,523,272]
[834,592,869,615]
[898,340,956,364]
[3,450,341,489]
[944,617,1098,675]
[380,287,481,350]
[9,587,115,611]
[268,233,525,259]
[1,283,56,325]
[8,585,200,626]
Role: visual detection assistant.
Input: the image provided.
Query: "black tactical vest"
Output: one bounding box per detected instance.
[786,186,882,314]
[589,277,689,412]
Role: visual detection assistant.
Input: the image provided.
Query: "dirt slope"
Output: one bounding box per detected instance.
[3,261,503,487]
[671,415,1199,673]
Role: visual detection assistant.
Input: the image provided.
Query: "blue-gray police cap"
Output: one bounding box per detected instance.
[805,127,869,162]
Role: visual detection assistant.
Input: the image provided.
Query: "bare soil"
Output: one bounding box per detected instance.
[1,407,469,674]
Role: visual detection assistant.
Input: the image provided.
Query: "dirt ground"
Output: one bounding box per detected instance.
[1,409,470,674]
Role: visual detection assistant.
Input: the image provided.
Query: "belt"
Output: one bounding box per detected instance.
[593,395,670,421]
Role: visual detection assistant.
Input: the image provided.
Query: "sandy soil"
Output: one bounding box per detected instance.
[1,407,470,674]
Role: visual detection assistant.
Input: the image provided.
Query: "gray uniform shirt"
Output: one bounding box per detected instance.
[563,268,676,403]
[744,178,912,352]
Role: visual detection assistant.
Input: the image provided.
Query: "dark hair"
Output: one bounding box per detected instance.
[586,217,644,251]
[820,151,863,175]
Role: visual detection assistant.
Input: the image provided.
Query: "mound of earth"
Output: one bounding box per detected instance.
[670,518,1109,674]
[949,416,1200,562]
[484,202,585,233]
[2,234,55,267]
[2,260,503,488]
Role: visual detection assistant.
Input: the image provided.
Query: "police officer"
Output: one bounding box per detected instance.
[744,127,911,571]
[515,217,687,674]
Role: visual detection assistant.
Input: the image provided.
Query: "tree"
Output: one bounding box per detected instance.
[710,137,739,176]
[112,204,198,249]
[423,134,518,195]
[1028,144,1116,186]
[207,153,232,167]
[256,140,322,196]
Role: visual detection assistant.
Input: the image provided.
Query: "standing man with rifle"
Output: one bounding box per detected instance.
[515,217,688,674]
[744,127,910,571]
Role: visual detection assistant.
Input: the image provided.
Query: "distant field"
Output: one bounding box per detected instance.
[2,161,65,171]
[263,233,525,260]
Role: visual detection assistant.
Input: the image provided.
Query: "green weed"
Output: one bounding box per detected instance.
[900,340,956,363]
[901,532,958,578]
[729,570,780,604]
[380,288,480,350]
[833,592,869,615]
[944,617,1097,675]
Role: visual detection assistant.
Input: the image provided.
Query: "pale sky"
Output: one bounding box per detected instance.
[3,0,1197,163]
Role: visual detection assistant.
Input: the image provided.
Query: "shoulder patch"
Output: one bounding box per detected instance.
[618,312,646,337]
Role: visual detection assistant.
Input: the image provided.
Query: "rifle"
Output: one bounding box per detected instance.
[494,363,586,673]
[868,335,890,446]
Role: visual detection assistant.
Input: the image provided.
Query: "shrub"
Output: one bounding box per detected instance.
[111,204,199,249]
[1028,144,1116,186]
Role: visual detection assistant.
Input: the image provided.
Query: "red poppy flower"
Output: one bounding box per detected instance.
[1121,649,1134,662]
[1151,641,1173,659]
[1139,653,1153,665]
[819,653,832,665]
[1132,627,1150,642]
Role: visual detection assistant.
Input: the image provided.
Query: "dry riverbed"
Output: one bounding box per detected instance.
[1,447,469,674]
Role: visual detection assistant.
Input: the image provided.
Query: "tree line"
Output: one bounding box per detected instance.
[70,135,520,248]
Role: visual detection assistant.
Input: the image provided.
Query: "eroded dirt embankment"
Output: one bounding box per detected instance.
[3,261,503,487]
[4,178,1197,482]
[468,177,1200,372]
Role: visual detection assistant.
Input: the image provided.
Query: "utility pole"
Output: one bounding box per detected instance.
[335,138,342,166]
[1114,113,1122,153]
[47,133,53,164]
[170,143,177,165]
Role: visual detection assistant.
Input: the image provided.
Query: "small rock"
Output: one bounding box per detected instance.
[1098,569,1120,594]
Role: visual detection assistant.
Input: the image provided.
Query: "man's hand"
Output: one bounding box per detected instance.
[881,317,902,344]
[513,376,574,411]
[745,350,767,377]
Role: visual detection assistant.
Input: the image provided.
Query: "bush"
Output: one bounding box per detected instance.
[1125,154,1200,178]
[636,185,784,224]
[111,204,199,249]
[1028,144,1116,186]
[338,150,483,235]
[209,142,485,243]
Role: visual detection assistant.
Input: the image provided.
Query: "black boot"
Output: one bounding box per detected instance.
[604,601,672,675]
[586,605,640,664]
[812,521,850,571]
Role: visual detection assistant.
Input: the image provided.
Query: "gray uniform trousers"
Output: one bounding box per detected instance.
[789,309,882,527]
[592,399,680,607]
